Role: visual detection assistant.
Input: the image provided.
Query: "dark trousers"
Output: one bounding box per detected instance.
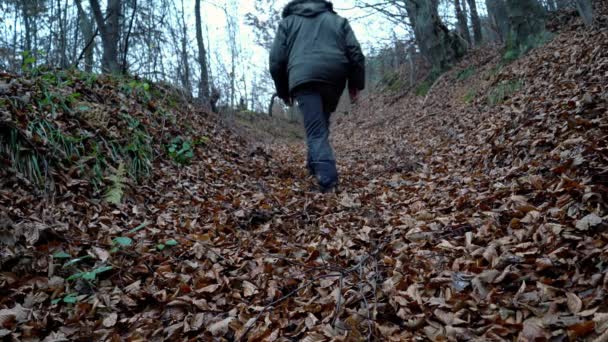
[293,83,341,189]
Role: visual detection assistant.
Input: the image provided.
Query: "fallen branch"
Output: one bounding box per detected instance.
[422,73,448,110]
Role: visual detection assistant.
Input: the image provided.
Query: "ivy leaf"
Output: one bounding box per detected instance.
[67,272,85,281]
[128,222,150,234]
[156,244,165,251]
[165,239,178,246]
[63,294,79,304]
[113,237,133,247]
[53,251,71,259]
[63,255,93,268]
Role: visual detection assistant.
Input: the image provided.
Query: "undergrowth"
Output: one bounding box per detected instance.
[503,31,554,63]
[463,89,476,104]
[0,66,187,199]
[415,67,445,97]
[456,66,476,82]
[487,79,524,106]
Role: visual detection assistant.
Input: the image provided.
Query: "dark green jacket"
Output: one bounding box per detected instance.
[269,0,365,102]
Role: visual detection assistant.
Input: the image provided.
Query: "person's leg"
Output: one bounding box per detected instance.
[294,89,338,191]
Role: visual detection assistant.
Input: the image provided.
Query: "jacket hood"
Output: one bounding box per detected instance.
[282,0,334,18]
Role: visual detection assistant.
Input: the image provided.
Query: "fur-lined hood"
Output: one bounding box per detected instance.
[282,0,335,18]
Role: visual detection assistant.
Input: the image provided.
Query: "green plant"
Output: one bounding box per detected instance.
[463,89,476,104]
[167,136,195,165]
[415,80,432,97]
[457,66,476,82]
[487,80,523,106]
[67,265,113,281]
[51,293,81,305]
[380,72,406,92]
[21,51,36,72]
[120,79,152,102]
[54,251,113,292]
[415,67,444,97]
[104,163,127,205]
[503,31,554,63]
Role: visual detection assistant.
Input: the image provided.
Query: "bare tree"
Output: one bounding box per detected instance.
[406,0,466,70]
[195,0,210,105]
[454,0,471,45]
[486,0,510,43]
[178,0,191,95]
[356,0,466,70]
[505,0,547,53]
[466,0,483,45]
[121,0,137,73]
[75,0,95,72]
[89,0,121,73]
[575,0,593,27]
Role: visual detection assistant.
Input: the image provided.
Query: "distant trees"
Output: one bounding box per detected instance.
[0,0,218,102]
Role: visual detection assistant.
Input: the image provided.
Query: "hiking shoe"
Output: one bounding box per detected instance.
[320,182,339,194]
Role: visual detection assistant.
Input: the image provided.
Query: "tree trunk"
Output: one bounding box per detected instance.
[58,0,68,68]
[575,0,593,27]
[195,0,210,105]
[75,0,95,72]
[268,93,277,117]
[466,0,483,45]
[121,0,137,74]
[486,0,510,43]
[555,0,569,9]
[89,0,121,73]
[405,0,466,70]
[179,0,192,95]
[21,2,33,53]
[506,0,547,53]
[454,0,471,45]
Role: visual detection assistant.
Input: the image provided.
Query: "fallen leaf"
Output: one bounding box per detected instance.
[103,312,118,328]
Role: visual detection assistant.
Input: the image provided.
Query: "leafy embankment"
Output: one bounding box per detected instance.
[0,5,607,342]
[325,6,608,340]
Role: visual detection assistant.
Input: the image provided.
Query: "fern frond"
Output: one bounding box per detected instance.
[104,163,126,205]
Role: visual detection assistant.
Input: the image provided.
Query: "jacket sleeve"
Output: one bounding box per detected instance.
[269,22,290,101]
[343,20,366,91]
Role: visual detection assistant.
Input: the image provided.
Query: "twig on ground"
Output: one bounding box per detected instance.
[237,273,342,342]
[331,273,344,327]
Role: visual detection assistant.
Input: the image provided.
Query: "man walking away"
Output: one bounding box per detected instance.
[269,0,365,193]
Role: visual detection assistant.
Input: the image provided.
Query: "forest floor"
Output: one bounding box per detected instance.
[1,5,608,342]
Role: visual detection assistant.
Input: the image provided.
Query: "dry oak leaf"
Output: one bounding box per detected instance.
[0,304,30,326]
[519,317,550,341]
[103,312,118,328]
[575,213,603,231]
[340,193,361,208]
[242,281,257,297]
[207,317,235,336]
[198,284,220,293]
[567,292,583,314]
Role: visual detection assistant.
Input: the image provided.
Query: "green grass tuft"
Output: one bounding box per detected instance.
[456,67,476,82]
[487,80,523,106]
[463,89,476,104]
